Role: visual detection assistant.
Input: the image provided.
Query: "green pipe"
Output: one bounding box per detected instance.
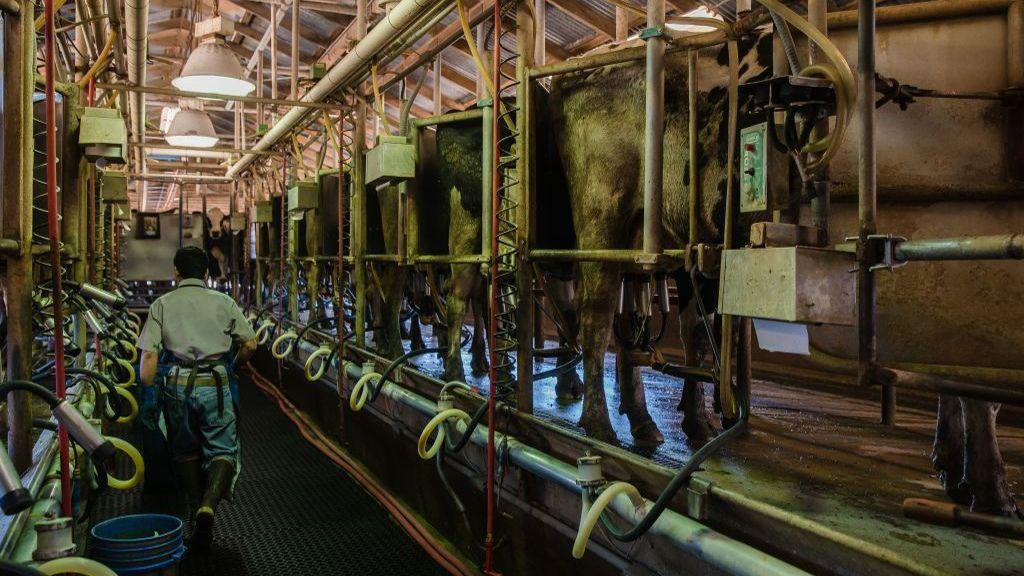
[894,234,1024,262]
[412,254,488,264]
[410,108,484,128]
[480,104,493,263]
[529,249,686,264]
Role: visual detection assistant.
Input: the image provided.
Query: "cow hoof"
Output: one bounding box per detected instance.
[937,475,973,508]
[442,366,466,384]
[470,356,489,376]
[579,414,617,444]
[971,499,1023,520]
[555,373,583,406]
[682,414,717,447]
[630,418,665,447]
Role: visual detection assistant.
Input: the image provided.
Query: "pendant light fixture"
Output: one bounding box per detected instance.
[172,16,255,97]
[164,108,219,148]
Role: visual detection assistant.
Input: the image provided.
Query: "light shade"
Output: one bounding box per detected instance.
[164,109,219,148]
[172,40,255,97]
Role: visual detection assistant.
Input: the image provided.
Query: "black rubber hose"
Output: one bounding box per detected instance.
[442,401,489,454]
[0,380,60,408]
[597,385,750,542]
[292,316,340,359]
[531,352,582,382]
[367,331,472,405]
[35,368,126,421]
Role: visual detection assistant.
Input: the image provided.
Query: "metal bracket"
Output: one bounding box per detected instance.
[639,26,666,40]
[844,233,908,273]
[686,476,713,521]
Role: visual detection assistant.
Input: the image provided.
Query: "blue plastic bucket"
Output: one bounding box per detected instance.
[90,514,186,575]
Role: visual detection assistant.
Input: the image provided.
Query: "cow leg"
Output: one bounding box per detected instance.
[443,264,475,382]
[408,310,425,351]
[931,394,971,506]
[961,400,1021,517]
[577,261,618,443]
[469,281,489,376]
[674,275,717,445]
[545,277,583,403]
[376,265,406,360]
[616,354,664,446]
[399,302,411,339]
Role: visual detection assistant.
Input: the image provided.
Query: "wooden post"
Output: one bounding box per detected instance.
[515,0,536,413]
[2,0,36,469]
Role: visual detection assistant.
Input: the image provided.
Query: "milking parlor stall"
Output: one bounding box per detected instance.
[4,0,1023,574]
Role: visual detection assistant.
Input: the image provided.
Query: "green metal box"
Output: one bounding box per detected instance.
[100,171,129,204]
[112,203,131,221]
[719,247,855,325]
[79,107,128,164]
[739,122,789,213]
[364,135,415,186]
[288,180,319,213]
[253,201,275,223]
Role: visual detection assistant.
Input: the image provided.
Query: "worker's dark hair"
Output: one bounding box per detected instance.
[174,246,208,280]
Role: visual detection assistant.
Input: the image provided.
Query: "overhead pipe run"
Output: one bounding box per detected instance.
[125,0,148,208]
[227,0,448,179]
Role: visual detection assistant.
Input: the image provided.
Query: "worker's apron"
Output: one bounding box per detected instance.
[162,354,242,495]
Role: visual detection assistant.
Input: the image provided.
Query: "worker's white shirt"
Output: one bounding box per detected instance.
[137,278,256,362]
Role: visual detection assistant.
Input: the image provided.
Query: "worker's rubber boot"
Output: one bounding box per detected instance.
[173,460,204,518]
[192,459,234,550]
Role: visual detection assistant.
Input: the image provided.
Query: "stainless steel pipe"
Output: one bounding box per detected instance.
[228,0,448,179]
[894,234,1024,262]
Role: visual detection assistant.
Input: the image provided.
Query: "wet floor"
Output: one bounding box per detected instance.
[383,326,700,466]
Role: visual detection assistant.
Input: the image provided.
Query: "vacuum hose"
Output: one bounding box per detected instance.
[573,386,750,557]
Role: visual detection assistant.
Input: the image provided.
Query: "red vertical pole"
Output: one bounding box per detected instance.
[484,2,502,573]
[44,0,73,517]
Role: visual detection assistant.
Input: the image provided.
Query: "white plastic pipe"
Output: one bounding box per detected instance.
[227,0,447,178]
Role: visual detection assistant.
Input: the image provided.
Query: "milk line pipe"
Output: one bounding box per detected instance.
[287,334,928,575]
[893,233,1024,262]
[227,0,450,178]
[296,347,810,576]
[93,83,348,110]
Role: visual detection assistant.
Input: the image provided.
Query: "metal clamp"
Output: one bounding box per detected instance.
[639,26,666,40]
[686,476,714,521]
[844,233,908,273]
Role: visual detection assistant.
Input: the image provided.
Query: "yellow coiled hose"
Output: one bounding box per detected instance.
[271,330,299,359]
[255,320,276,346]
[37,557,118,576]
[104,436,145,491]
[112,357,136,387]
[349,372,382,412]
[116,339,138,364]
[572,482,645,559]
[417,408,471,460]
[304,346,334,381]
[112,386,138,425]
[756,0,855,175]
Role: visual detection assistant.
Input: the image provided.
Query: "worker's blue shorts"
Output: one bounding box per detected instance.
[162,383,238,468]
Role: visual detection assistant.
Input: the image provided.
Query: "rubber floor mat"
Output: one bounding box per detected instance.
[93,376,451,576]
